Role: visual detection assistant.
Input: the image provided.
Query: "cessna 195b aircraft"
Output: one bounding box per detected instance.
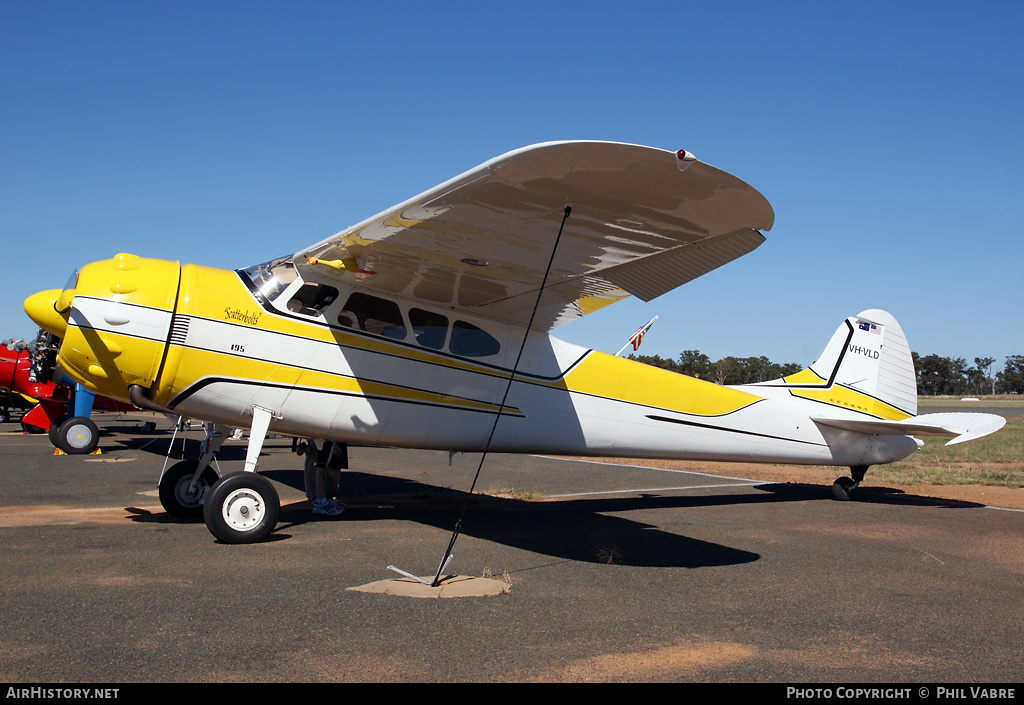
[23,141,1004,544]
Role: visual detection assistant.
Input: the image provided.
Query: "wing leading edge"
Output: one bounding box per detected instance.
[295,141,774,330]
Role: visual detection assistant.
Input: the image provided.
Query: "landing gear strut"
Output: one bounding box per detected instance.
[158,421,226,516]
[831,465,868,501]
[202,406,281,544]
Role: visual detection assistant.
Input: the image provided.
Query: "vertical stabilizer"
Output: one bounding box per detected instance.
[753,309,917,419]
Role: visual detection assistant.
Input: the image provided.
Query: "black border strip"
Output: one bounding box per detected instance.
[753,320,855,389]
[163,321,553,413]
[68,296,171,344]
[646,414,827,447]
[167,376,525,418]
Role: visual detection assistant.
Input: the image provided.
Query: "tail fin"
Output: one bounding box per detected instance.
[750,309,1006,447]
[755,309,917,420]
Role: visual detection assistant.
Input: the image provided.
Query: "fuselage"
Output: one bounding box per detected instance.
[25,254,920,469]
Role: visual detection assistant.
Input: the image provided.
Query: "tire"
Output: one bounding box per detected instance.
[831,476,858,501]
[159,460,219,517]
[55,416,99,454]
[48,415,68,446]
[203,473,280,544]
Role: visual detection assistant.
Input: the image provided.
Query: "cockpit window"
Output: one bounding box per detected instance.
[409,308,448,350]
[242,268,499,357]
[287,282,339,317]
[240,256,298,303]
[450,320,501,357]
[338,292,407,340]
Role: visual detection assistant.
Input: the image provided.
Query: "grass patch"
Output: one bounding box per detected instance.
[873,416,1024,488]
[919,395,1024,408]
[484,487,544,501]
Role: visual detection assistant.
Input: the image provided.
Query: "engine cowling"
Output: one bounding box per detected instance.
[25,253,181,403]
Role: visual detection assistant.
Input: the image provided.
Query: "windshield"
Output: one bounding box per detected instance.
[56,269,79,313]
[239,256,298,303]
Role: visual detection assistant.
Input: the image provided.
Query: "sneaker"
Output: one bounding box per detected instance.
[312,498,343,516]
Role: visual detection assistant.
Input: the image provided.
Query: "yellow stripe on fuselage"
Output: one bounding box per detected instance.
[783,367,910,420]
[783,368,828,385]
[563,351,762,416]
[787,386,910,420]
[168,344,520,415]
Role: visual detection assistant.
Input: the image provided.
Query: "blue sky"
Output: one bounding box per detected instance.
[3,1,1021,371]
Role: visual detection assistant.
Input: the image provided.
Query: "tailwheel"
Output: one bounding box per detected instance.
[831,465,869,501]
[203,473,280,544]
[159,460,219,517]
[831,476,859,501]
[54,416,99,454]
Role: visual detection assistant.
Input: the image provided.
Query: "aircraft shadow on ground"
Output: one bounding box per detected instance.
[268,469,982,565]
[260,469,763,569]
[123,468,761,568]
[116,431,984,568]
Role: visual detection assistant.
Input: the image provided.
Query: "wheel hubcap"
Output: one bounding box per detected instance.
[66,425,93,450]
[221,488,265,531]
[176,474,207,507]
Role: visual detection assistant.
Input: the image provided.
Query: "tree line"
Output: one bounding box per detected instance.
[627,350,802,386]
[914,354,1024,396]
[628,350,1024,395]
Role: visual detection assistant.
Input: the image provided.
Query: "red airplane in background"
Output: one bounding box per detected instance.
[1,331,134,453]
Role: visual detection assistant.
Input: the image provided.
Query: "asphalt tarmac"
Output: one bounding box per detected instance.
[1,413,1022,684]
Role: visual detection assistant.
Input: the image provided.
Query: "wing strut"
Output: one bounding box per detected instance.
[387,205,574,588]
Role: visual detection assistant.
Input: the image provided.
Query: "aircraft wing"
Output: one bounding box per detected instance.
[294,141,774,330]
[812,412,1007,446]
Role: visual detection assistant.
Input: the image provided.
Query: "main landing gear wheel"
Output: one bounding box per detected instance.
[48,415,68,446]
[159,460,219,517]
[203,473,280,544]
[54,416,99,454]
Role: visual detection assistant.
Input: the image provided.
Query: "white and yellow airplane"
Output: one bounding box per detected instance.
[23,141,1004,544]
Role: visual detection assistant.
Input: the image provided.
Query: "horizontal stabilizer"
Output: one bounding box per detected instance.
[812,412,1006,446]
